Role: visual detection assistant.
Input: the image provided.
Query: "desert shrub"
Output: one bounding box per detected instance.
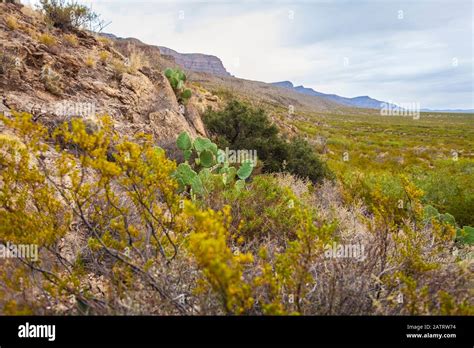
[229,175,316,243]
[204,100,331,182]
[38,32,57,46]
[5,15,18,30]
[38,0,100,31]
[185,203,254,314]
[0,51,19,76]
[285,137,334,182]
[110,58,127,80]
[63,33,79,46]
[98,50,110,64]
[127,49,147,74]
[84,55,96,68]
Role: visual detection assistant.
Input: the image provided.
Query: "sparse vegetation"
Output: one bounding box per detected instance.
[38,0,101,31]
[126,49,147,74]
[110,58,127,80]
[38,32,57,46]
[164,67,192,103]
[5,15,18,30]
[40,64,62,95]
[98,50,110,64]
[63,33,79,46]
[84,55,96,68]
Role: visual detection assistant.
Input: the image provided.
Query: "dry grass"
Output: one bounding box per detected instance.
[85,55,96,68]
[63,33,79,47]
[5,15,18,30]
[99,50,110,64]
[110,58,127,79]
[97,36,112,47]
[0,51,19,77]
[126,48,148,74]
[38,33,57,47]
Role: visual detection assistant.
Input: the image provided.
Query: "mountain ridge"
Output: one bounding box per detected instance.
[272,81,394,110]
[272,81,473,113]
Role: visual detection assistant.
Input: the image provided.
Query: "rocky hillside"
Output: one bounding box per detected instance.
[102,33,231,77]
[0,3,213,144]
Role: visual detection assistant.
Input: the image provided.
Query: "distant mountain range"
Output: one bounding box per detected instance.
[271,81,473,113]
[271,81,392,109]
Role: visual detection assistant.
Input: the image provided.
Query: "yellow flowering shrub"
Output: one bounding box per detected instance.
[185,203,254,314]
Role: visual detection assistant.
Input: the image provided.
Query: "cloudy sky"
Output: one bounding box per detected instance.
[29,0,473,109]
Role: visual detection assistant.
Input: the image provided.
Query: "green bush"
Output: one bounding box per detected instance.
[203,100,331,183]
[285,137,333,182]
[412,160,474,227]
[226,175,303,242]
[39,0,100,31]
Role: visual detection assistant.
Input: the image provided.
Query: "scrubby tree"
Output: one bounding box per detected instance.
[204,100,331,182]
[39,0,103,31]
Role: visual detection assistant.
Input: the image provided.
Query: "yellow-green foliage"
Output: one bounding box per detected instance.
[185,203,254,314]
[5,15,19,30]
[99,50,110,64]
[97,36,112,47]
[0,111,471,316]
[63,33,79,47]
[84,55,96,68]
[0,116,70,246]
[38,32,57,46]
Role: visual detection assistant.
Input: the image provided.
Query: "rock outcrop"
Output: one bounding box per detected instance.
[102,34,231,78]
[157,46,231,77]
[0,3,208,143]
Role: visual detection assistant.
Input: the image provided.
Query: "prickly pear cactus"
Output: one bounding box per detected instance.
[164,68,192,103]
[172,132,255,199]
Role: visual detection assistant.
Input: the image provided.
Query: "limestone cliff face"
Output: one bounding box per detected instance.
[102,34,231,78]
[157,46,231,77]
[0,3,207,143]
